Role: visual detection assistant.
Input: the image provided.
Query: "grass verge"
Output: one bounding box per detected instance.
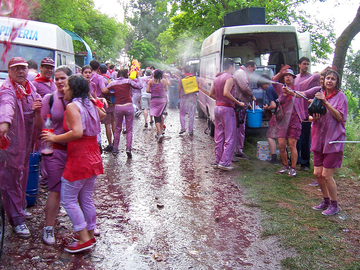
[235,135,360,269]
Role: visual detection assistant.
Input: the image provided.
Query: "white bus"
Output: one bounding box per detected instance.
[0,17,75,83]
[197,24,311,135]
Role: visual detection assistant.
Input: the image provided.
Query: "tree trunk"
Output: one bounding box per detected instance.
[333,5,360,79]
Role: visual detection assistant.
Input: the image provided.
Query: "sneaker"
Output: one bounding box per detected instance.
[157,134,164,143]
[24,209,33,220]
[144,123,148,128]
[212,163,218,169]
[14,223,31,239]
[135,110,142,117]
[43,226,55,245]
[64,239,94,253]
[301,166,310,171]
[322,205,339,216]
[266,159,278,164]
[104,145,113,152]
[122,128,126,134]
[276,165,290,174]
[312,200,330,211]
[189,132,193,136]
[112,151,118,156]
[288,168,297,177]
[161,129,165,135]
[234,152,250,160]
[218,164,234,171]
[309,180,319,186]
[126,150,132,159]
[179,129,186,134]
[150,121,154,125]
[72,235,97,244]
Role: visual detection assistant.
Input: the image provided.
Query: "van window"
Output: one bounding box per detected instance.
[0,44,54,70]
[57,53,61,66]
[62,55,66,65]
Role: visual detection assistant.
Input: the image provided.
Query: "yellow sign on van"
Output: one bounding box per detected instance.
[181,76,198,94]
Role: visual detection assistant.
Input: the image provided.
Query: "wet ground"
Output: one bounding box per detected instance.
[0,108,293,269]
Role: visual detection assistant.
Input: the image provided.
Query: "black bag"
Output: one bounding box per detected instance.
[235,99,247,126]
[308,96,327,117]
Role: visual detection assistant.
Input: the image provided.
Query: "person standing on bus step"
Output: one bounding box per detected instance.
[32,57,57,97]
[0,57,43,238]
[178,65,197,135]
[209,58,245,171]
[233,60,257,160]
[26,59,38,81]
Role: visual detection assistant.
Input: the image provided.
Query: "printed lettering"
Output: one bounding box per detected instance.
[32,31,38,41]
[0,26,5,35]
[23,29,29,39]
[18,28,24,38]
[5,26,11,36]
[29,30,33,39]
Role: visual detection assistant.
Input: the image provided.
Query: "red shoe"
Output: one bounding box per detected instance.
[64,239,94,253]
[72,235,96,244]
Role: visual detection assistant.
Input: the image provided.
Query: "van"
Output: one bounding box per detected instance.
[197,24,311,135]
[0,17,75,84]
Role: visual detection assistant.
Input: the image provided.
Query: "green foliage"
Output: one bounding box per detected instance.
[30,0,128,63]
[156,0,336,65]
[343,49,360,98]
[127,39,157,67]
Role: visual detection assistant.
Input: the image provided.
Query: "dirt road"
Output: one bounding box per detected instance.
[0,108,293,269]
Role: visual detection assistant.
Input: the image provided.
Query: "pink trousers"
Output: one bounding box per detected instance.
[214,106,236,167]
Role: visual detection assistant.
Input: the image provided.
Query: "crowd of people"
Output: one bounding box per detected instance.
[0,53,347,255]
[0,56,199,253]
[210,57,347,217]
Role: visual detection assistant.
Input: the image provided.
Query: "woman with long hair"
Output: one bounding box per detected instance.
[146,69,170,143]
[42,75,105,252]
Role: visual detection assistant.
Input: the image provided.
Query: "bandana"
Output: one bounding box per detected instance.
[10,77,31,99]
[325,89,340,100]
[34,73,53,83]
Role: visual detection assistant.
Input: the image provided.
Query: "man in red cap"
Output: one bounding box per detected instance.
[32,57,57,97]
[0,57,43,238]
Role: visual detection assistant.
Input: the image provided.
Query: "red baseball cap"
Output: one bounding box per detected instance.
[8,57,28,68]
[40,57,55,67]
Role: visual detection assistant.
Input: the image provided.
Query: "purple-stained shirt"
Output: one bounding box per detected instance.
[41,91,69,146]
[0,77,41,169]
[295,73,320,119]
[32,80,57,98]
[149,81,166,98]
[214,72,235,107]
[90,73,106,98]
[72,97,101,136]
[304,87,347,153]
[274,83,305,121]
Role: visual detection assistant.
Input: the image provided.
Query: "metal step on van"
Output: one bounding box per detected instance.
[197,8,311,136]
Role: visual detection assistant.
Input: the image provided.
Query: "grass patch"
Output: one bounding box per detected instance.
[236,135,360,269]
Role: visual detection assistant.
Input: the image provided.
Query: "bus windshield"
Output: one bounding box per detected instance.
[0,44,55,71]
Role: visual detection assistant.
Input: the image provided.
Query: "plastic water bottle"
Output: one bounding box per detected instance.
[41,114,54,156]
[255,102,261,110]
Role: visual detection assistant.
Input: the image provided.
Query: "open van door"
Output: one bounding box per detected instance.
[297,32,312,72]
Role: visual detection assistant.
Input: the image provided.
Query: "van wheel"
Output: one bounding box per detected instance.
[197,102,206,118]
[0,194,4,259]
[207,118,215,137]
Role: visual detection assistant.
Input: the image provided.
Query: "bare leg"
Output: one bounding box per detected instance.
[322,168,337,201]
[45,191,60,227]
[288,138,298,168]
[314,166,330,198]
[268,138,277,154]
[278,138,288,166]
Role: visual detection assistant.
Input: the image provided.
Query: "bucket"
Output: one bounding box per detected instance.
[26,152,40,207]
[256,141,271,161]
[246,109,263,128]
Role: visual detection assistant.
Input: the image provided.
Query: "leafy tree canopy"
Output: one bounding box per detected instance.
[31,0,128,62]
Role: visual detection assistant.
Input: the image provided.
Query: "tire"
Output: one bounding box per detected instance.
[197,102,206,118]
[0,194,4,259]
